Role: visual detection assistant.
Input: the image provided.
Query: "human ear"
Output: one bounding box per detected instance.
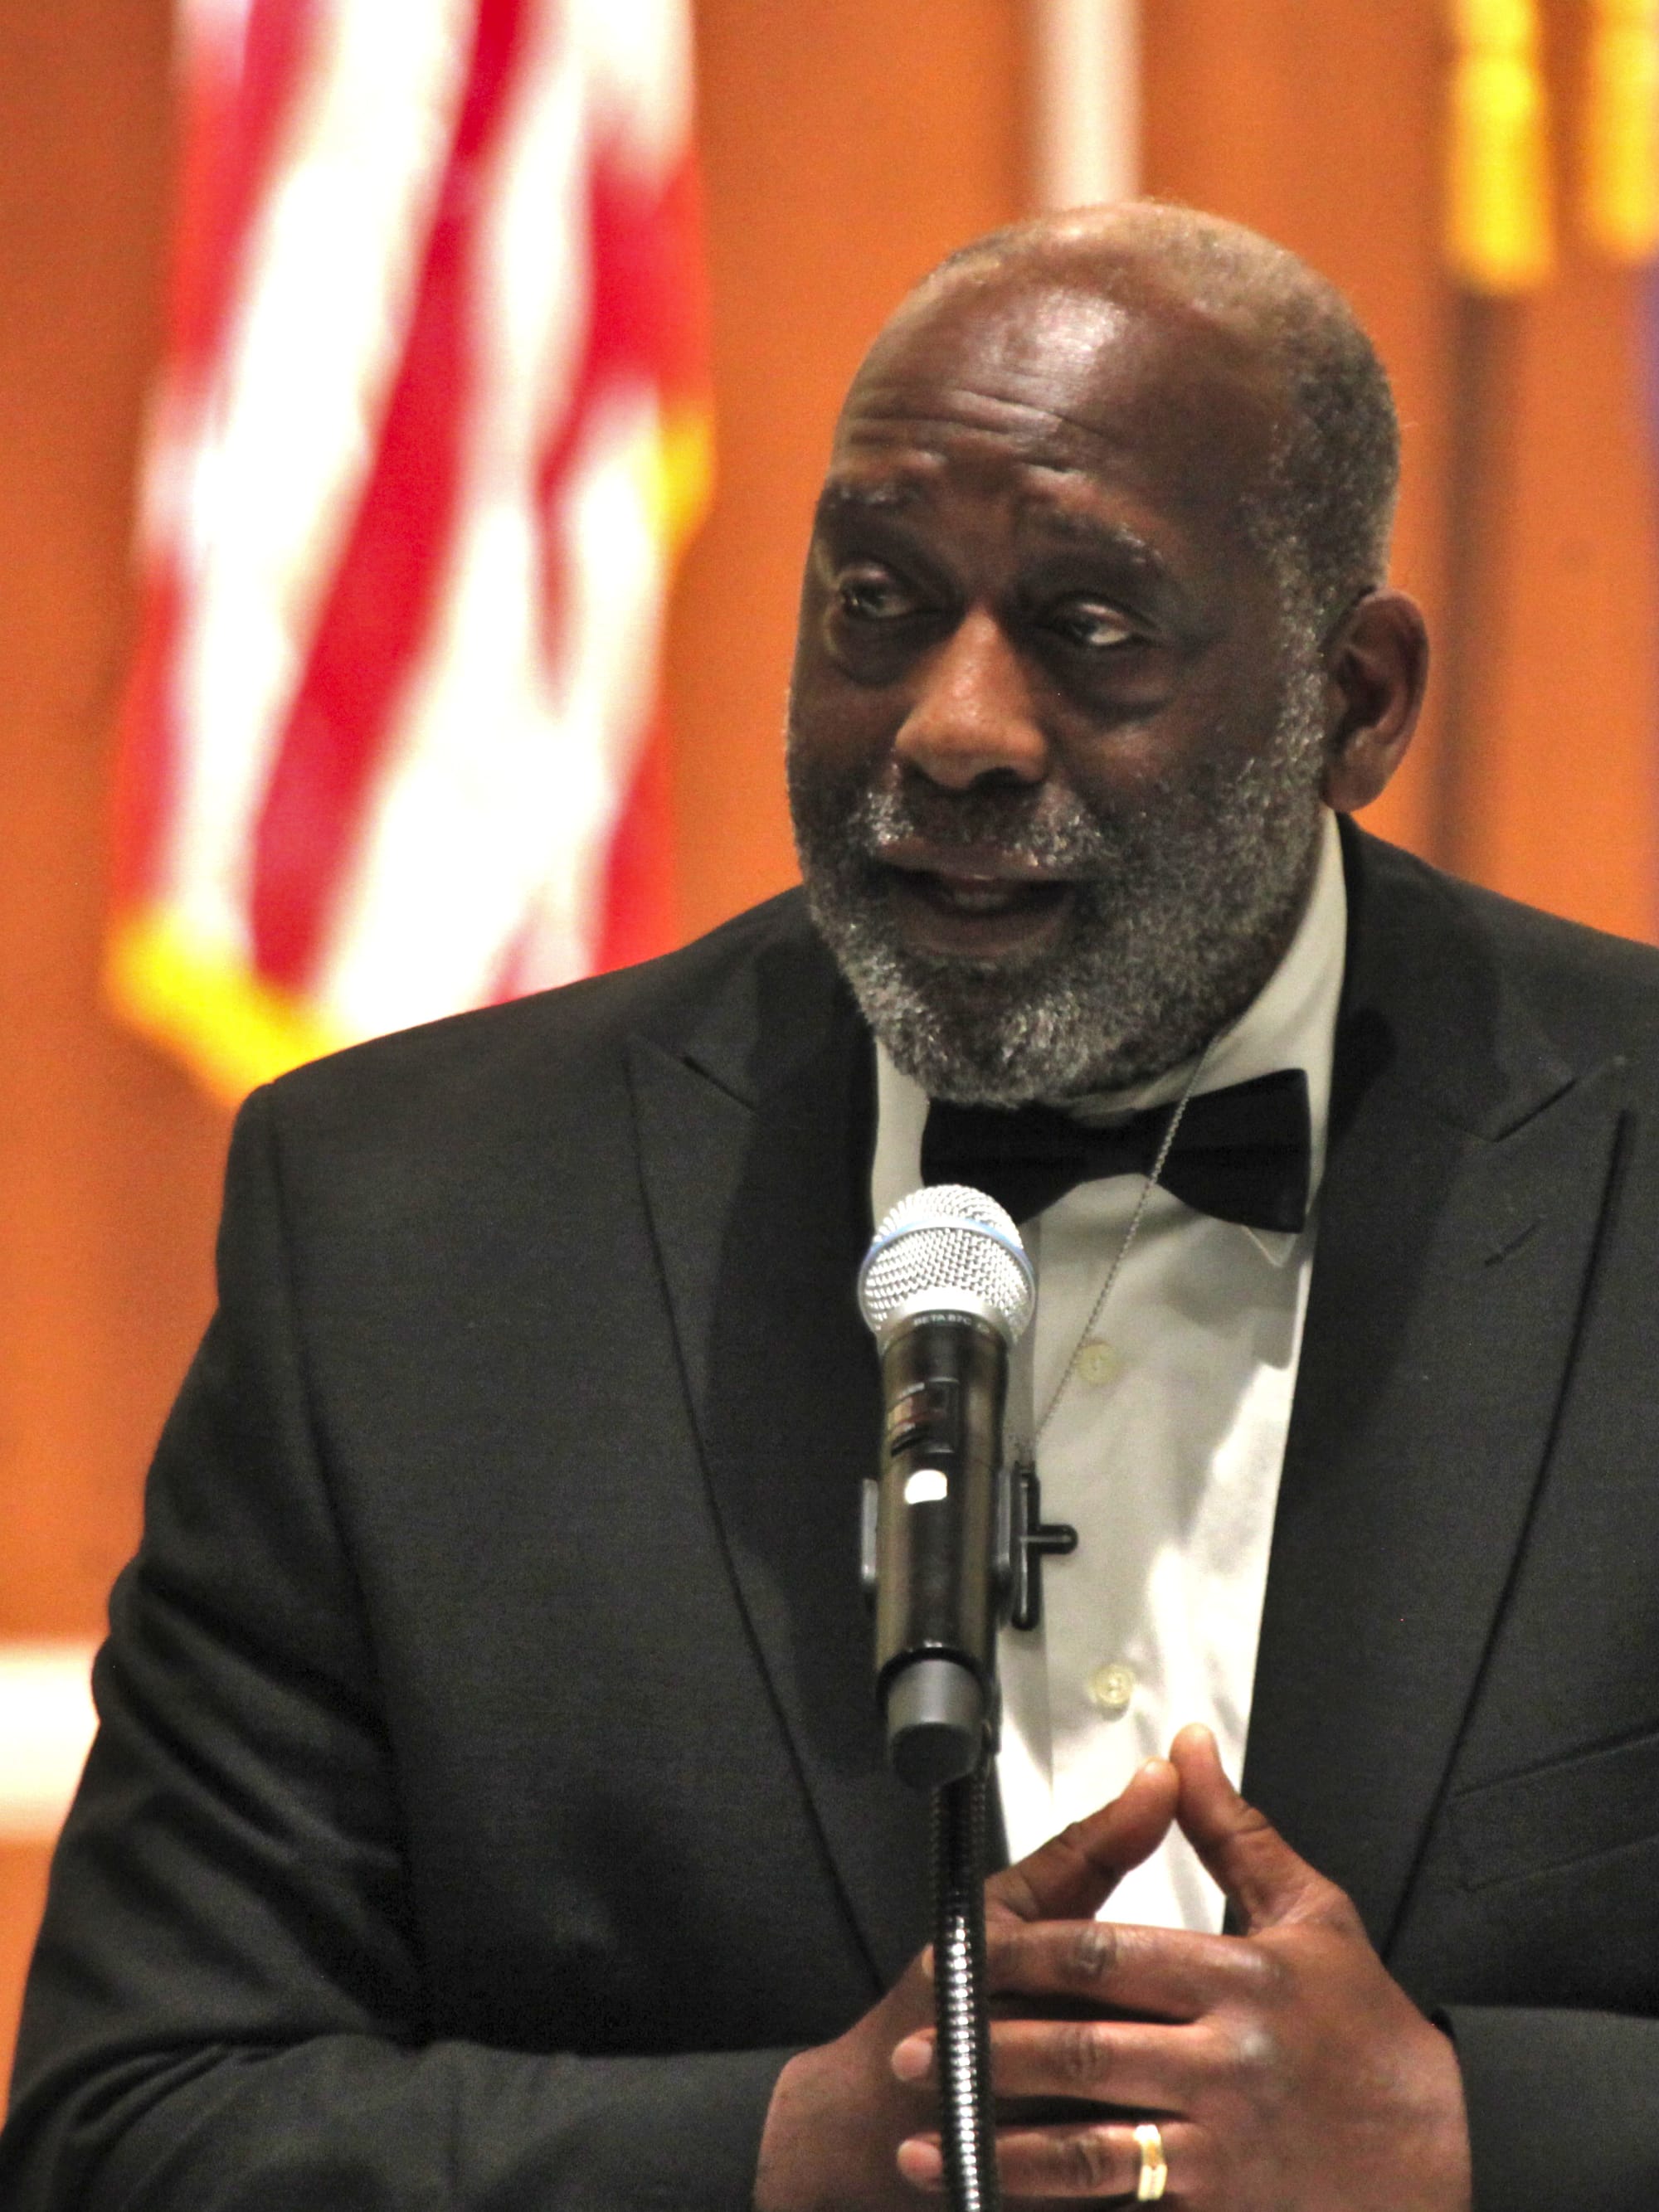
[1317,590,1429,812]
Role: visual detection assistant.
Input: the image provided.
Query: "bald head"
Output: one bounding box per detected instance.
[855,204,1400,639]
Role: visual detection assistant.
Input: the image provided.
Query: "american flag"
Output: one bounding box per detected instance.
[107,0,710,1100]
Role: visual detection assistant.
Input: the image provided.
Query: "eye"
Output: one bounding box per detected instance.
[832,561,923,623]
[1046,596,1139,652]
[1044,592,1150,650]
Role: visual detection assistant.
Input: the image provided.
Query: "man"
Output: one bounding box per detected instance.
[5,204,1659,2209]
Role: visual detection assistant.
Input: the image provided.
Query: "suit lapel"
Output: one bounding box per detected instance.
[1243,831,1628,1951]
[628,916,929,1990]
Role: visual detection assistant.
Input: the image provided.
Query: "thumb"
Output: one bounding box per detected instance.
[1171,1723,1344,1933]
[988,1756,1178,1924]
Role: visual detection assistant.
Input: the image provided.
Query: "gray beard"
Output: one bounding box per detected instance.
[788,667,1329,1108]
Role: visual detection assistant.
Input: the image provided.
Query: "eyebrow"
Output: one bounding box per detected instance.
[1016,503,1170,584]
[814,479,1170,576]
[812,479,927,527]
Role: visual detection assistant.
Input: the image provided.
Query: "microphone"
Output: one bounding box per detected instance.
[857,1184,1036,1789]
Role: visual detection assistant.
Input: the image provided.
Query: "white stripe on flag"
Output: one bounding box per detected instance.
[572,0,695,175]
[317,6,690,1031]
[155,0,474,970]
[315,0,595,1033]
[512,386,672,993]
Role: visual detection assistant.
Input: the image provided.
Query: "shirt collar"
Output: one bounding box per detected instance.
[870,806,1348,1266]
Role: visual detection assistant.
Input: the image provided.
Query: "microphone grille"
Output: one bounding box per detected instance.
[859,1183,1035,1342]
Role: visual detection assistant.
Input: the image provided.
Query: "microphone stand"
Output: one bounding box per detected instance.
[931,1761,1000,2212]
[868,1461,1074,2212]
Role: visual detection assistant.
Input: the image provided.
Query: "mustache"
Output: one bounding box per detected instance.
[847,781,1123,872]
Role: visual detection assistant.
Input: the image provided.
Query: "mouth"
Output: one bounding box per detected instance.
[877,849,1078,958]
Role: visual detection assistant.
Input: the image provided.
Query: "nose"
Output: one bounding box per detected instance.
[893,609,1048,790]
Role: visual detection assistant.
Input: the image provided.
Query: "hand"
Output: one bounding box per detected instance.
[893,1724,1473,2209]
[752,1756,1180,2212]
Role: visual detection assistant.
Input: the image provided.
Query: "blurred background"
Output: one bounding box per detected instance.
[2,0,1656,2075]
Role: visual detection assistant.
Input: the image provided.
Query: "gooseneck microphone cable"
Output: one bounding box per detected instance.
[933,1763,1000,2212]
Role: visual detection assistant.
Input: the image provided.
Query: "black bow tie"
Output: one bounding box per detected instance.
[921,1067,1311,1232]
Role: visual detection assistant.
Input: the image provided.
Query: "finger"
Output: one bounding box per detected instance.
[980,1915,1272,2019]
[990,2015,1207,2108]
[989,1757,1179,1924]
[995,2117,1206,2203]
[1170,1722,1352,1934]
[898,2117,1208,2201]
[896,2012,1206,2108]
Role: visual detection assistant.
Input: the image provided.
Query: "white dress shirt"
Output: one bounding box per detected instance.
[869,808,1347,1931]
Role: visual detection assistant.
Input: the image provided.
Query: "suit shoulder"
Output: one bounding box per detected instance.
[1351,827,1659,1063]
[255,888,820,1149]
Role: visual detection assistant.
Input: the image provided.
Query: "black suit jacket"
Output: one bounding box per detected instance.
[5,825,1659,2209]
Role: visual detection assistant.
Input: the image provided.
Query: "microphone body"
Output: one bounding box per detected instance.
[859,1186,1035,1789]
[873,1305,1008,1782]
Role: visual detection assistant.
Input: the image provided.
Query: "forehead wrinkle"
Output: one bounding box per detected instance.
[822,432,1172,558]
[842,382,1129,460]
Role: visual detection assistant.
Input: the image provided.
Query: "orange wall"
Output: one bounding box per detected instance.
[1139,0,1657,938]
[0,0,204,2090]
[1141,0,1457,863]
[2,0,1656,2083]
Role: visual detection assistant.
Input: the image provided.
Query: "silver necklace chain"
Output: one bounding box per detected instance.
[1017,1038,1214,1459]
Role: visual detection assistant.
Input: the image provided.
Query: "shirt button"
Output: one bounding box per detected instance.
[1088,1662,1136,1717]
[1073,1339,1120,1387]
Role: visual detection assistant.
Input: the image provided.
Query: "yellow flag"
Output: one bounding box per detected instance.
[1582,0,1659,260]
[1446,0,1556,290]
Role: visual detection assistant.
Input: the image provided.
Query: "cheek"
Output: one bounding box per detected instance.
[1066,655,1295,799]
[786,642,902,783]
[1046,712,1213,819]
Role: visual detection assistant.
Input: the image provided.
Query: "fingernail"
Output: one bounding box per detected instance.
[892,2035,932,2083]
[898,2137,945,2190]
[920,1944,935,1982]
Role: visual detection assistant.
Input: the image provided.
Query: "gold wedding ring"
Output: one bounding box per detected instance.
[1133,2120,1169,2203]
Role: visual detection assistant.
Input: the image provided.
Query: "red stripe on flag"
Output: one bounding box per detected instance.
[172,0,321,380]
[248,0,533,992]
[589,143,708,971]
[534,136,707,661]
[593,715,676,973]
[532,129,709,971]
[112,0,320,915]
